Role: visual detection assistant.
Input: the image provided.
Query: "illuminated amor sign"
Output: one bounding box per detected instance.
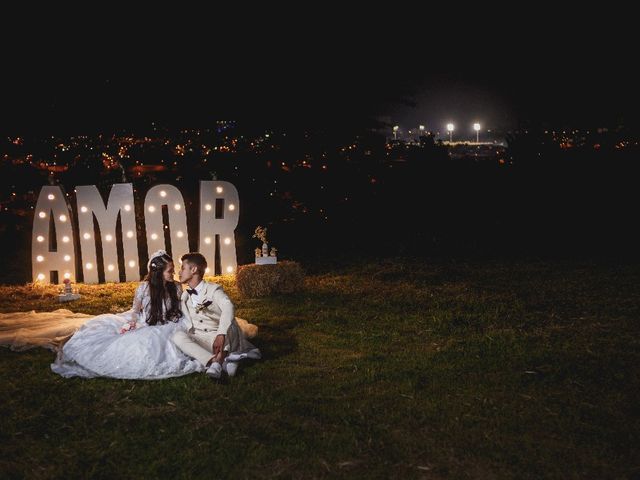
[32,180,239,284]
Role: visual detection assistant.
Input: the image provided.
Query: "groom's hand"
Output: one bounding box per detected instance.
[213,334,226,356]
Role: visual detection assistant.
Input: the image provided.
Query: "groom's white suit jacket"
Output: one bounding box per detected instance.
[180,281,235,336]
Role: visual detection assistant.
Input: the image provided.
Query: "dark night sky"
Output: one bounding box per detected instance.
[1,46,638,134]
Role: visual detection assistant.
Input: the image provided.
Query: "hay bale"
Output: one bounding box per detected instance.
[236,260,304,298]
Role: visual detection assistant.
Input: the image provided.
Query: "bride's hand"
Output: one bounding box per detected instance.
[120,320,137,334]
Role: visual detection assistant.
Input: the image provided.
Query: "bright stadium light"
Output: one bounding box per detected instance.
[446,123,455,142]
[473,122,481,143]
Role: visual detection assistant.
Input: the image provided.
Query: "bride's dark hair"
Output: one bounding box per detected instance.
[143,253,183,326]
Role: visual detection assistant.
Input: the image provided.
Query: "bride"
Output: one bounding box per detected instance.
[0,250,255,380]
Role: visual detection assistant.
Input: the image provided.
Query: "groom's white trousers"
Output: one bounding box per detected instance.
[172,330,230,366]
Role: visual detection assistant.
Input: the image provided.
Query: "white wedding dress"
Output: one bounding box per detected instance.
[0,282,205,379]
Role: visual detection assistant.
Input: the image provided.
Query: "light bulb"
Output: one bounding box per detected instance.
[62,236,70,243]
[81,206,88,213]
[205,204,212,211]
[204,237,211,244]
[126,231,134,238]
[216,186,223,193]
[83,233,91,240]
[128,260,136,267]
[148,205,156,212]
[37,273,45,281]
[159,190,167,197]
[38,211,46,218]
[105,234,113,241]
[48,194,55,200]
[176,231,184,238]
[174,203,181,210]
[226,266,234,273]
[64,255,71,261]
[59,215,67,222]
[86,262,93,269]
[124,204,131,211]
[228,204,235,211]
[36,235,44,242]
[151,233,158,240]
[224,237,231,245]
[107,264,115,271]
[36,255,44,262]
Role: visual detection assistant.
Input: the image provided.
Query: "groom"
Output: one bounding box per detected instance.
[173,252,238,379]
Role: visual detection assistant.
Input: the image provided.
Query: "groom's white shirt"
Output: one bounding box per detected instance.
[188,280,206,308]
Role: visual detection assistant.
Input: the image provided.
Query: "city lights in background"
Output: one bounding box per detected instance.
[392,121,485,143]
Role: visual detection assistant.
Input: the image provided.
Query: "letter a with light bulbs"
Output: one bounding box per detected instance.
[31,181,239,284]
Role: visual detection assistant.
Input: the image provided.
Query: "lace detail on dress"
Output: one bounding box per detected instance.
[131,282,147,323]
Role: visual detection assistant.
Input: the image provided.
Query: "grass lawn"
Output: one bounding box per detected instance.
[0,258,639,479]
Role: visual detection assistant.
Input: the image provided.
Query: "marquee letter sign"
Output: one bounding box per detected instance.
[31,186,77,284]
[198,181,239,275]
[32,181,240,284]
[144,184,189,272]
[76,183,139,283]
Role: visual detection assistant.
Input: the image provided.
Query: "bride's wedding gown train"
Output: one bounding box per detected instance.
[0,282,259,380]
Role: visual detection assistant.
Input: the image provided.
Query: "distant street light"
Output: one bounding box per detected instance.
[473,123,481,143]
[393,125,399,140]
[446,123,455,142]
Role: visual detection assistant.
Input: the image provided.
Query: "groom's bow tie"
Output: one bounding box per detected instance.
[186,288,198,296]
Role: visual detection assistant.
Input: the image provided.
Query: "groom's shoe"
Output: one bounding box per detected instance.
[222,358,239,377]
[205,361,223,379]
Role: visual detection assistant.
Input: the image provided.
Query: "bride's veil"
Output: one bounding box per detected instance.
[0,309,93,352]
